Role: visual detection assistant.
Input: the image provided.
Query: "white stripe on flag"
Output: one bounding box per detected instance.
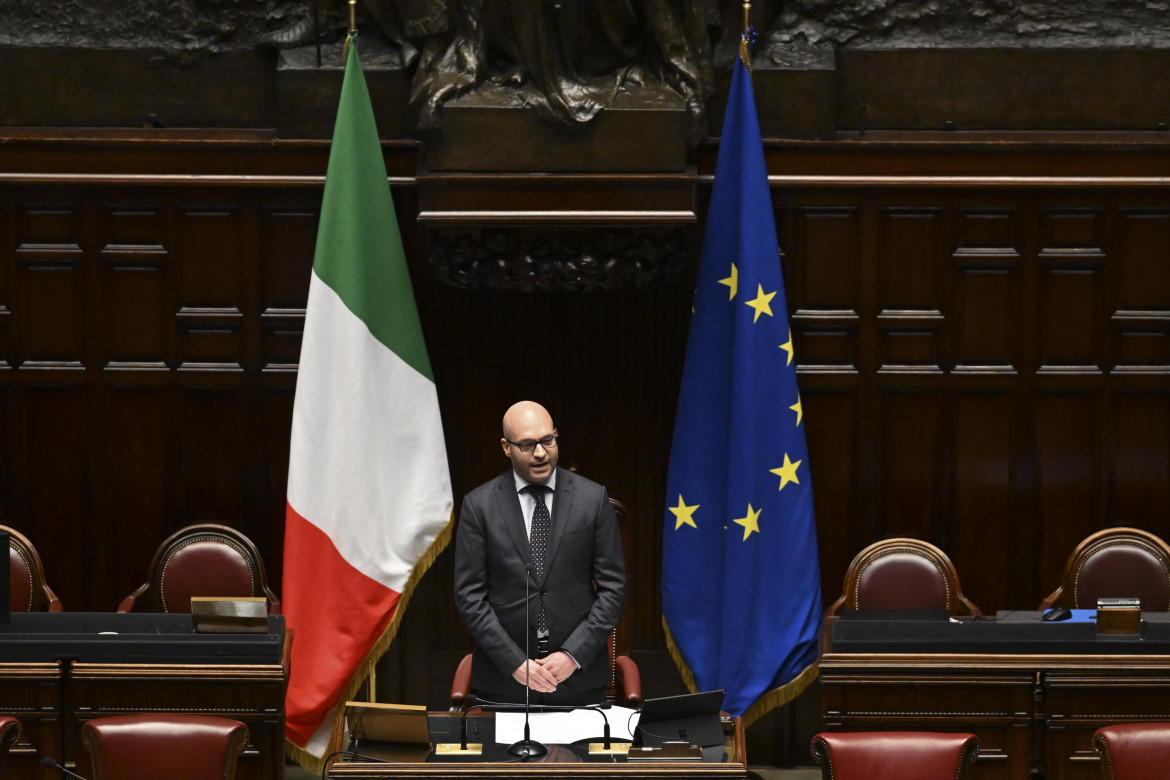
[287,271,453,591]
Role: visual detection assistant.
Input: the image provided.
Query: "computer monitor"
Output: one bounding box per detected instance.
[634,689,725,748]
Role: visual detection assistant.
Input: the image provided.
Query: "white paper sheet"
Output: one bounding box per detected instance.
[495,706,639,745]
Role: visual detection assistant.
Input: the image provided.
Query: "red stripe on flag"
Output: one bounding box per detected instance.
[283,501,401,747]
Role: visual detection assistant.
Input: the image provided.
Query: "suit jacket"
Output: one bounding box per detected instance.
[454,467,627,700]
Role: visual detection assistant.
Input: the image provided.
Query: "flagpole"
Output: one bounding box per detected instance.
[740,0,752,69]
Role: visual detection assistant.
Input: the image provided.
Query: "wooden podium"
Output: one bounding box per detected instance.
[821,611,1170,780]
[0,613,287,780]
[327,713,747,780]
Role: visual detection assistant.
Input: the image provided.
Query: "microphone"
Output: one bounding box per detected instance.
[507,566,547,759]
[434,702,485,756]
[586,704,631,755]
[42,757,89,780]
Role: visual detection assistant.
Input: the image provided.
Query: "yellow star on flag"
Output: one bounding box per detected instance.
[779,328,794,366]
[718,263,738,301]
[745,284,776,322]
[669,494,699,530]
[790,394,803,426]
[732,503,762,541]
[769,454,802,491]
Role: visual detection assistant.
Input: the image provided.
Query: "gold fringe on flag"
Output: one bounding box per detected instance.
[663,616,819,729]
[285,510,455,774]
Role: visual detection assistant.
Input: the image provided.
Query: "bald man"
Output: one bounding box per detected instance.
[453,401,627,705]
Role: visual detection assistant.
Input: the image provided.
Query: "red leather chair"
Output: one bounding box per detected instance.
[449,498,641,710]
[0,716,21,780]
[811,731,980,780]
[827,538,982,616]
[4,525,63,612]
[1093,722,1170,780]
[118,524,280,613]
[1040,528,1170,611]
[79,714,248,780]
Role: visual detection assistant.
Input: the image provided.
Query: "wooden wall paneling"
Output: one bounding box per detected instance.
[1034,389,1102,601]
[178,382,248,526]
[1109,390,1170,532]
[951,207,1022,371]
[877,206,945,371]
[0,196,11,367]
[103,386,172,611]
[802,389,860,606]
[1112,208,1170,369]
[15,202,85,367]
[23,385,89,611]
[1036,239,1104,370]
[952,390,1017,612]
[99,203,170,367]
[175,205,245,370]
[877,388,946,542]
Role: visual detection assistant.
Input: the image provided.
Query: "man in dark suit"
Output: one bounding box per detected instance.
[454,400,627,704]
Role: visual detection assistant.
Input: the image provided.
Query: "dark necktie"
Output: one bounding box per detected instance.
[526,485,550,634]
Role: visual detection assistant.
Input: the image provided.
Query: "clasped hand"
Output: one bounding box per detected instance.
[512,652,575,692]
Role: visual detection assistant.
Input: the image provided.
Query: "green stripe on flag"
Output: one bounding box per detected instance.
[311,39,432,382]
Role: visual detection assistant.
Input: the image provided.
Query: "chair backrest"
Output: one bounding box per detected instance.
[1042,528,1170,611]
[4,525,62,612]
[827,538,982,616]
[811,731,980,780]
[80,714,248,780]
[118,524,280,613]
[0,715,21,780]
[1094,723,1170,780]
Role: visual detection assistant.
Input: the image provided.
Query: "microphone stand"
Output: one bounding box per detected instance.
[42,757,89,780]
[587,705,630,755]
[434,703,484,756]
[507,567,547,759]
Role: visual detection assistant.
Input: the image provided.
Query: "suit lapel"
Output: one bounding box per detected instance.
[542,468,574,583]
[494,473,533,569]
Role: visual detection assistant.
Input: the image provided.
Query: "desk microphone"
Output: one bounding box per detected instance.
[507,566,547,759]
[42,757,89,780]
[436,702,484,755]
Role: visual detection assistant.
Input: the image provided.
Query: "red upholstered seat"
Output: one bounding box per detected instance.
[811,731,980,780]
[117,523,280,614]
[80,714,248,780]
[1093,723,1170,780]
[1041,528,1170,611]
[0,716,21,780]
[827,538,982,616]
[4,525,62,612]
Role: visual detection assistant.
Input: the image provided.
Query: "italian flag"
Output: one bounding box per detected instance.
[282,35,454,764]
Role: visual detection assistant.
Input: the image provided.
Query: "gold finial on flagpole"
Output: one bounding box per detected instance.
[740,0,753,72]
[342,0,357,58]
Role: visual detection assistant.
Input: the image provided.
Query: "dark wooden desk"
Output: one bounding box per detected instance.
[327,714,747,780]
[0,613,287,780]
[821,611,1170,780]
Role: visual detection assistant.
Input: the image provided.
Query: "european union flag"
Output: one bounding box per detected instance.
[662,57,822,721]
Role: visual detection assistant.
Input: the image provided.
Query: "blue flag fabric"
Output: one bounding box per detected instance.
[661,58,822,721]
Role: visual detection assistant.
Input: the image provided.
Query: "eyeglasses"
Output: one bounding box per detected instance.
[506,435,558,454]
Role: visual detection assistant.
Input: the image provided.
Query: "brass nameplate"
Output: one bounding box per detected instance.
[435,743,483,756]
[191,597,268,633]
[588,741,632,755]
[1097,597,1141,635]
